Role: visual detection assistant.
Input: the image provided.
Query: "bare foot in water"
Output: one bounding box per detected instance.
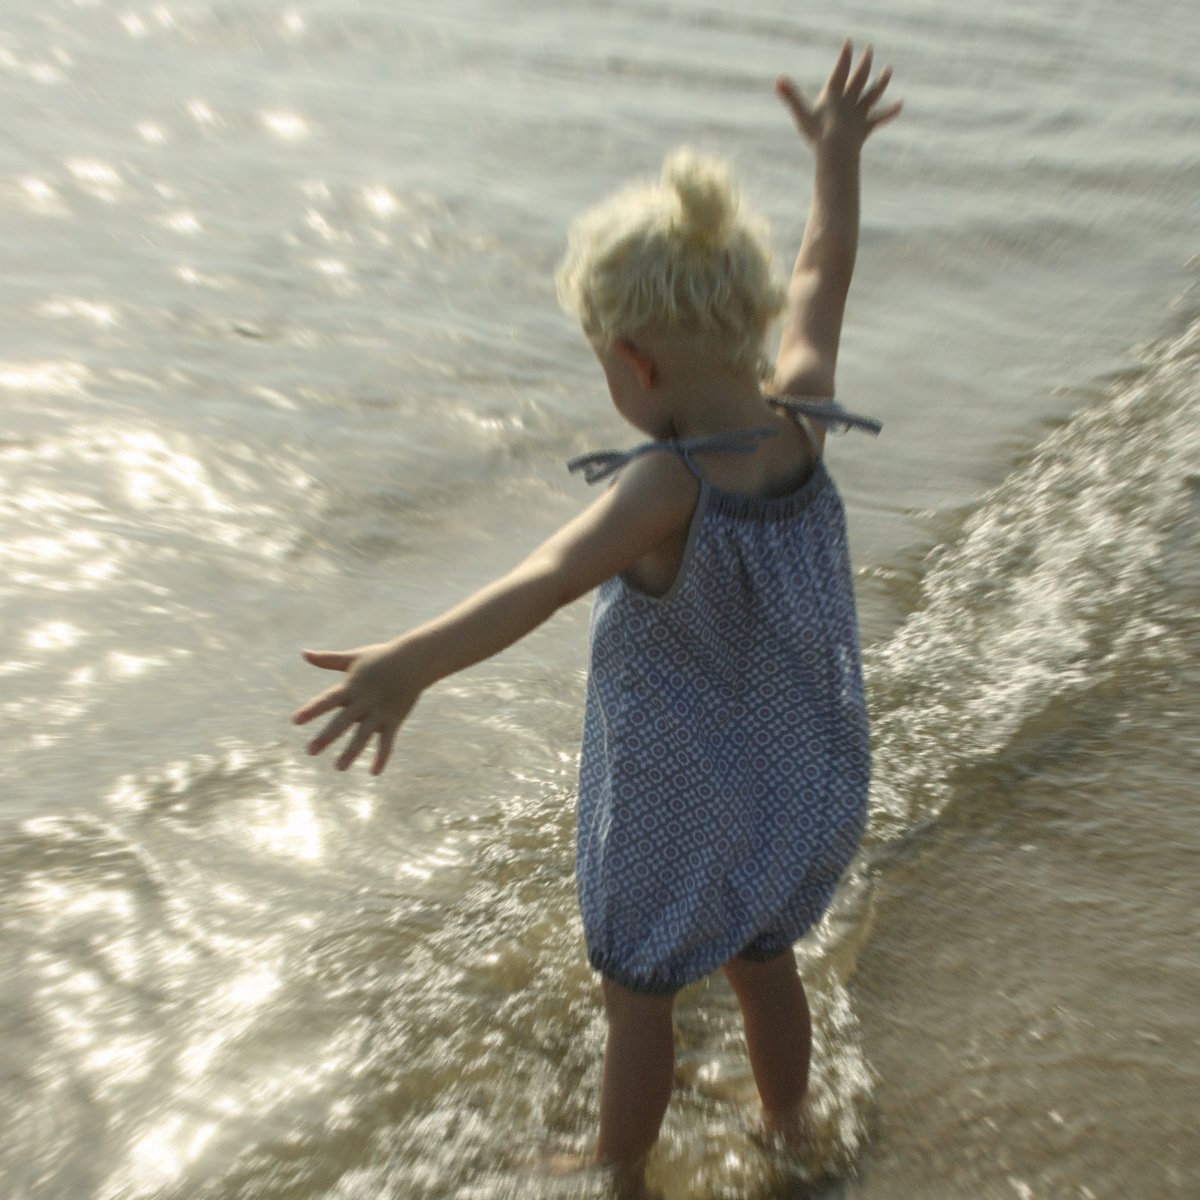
[511,1149,590,1176]
[748,1098,820,1166]
[763,1103,815,1146]
[514,1151,657,1197]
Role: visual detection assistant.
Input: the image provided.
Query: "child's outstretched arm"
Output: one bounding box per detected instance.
[771,41,901,437]
[292,453,698,776]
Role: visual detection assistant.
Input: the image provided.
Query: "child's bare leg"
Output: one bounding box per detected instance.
[722,949,812,1136]
[594,976,677,1171]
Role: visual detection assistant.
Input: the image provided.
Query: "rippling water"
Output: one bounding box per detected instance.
[1,2,1197,1198]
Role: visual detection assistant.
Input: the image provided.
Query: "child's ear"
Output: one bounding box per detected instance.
[613,338,657,390]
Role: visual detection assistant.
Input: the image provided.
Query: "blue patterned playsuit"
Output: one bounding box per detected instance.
[571,406,873,995]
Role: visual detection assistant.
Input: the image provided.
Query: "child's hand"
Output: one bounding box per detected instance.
[776,40,902,155]
[292,642,420,775]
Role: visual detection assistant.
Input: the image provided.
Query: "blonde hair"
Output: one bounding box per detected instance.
[556,149,786,373]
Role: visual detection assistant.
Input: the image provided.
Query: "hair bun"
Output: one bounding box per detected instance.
[663,149,736,249]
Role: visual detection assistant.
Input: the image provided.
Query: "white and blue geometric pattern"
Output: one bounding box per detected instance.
[576,449,872,995]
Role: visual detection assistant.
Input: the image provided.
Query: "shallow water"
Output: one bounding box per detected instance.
[1,1,1197,1197]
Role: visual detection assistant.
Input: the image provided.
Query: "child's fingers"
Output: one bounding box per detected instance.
[302,648,354,672]
[844,45,874,99]
[307,706,358,755]
[866,99,904,135]
[774,74,800,104]
[371,726,397,776]
[291,684,347,726]
[336,719,375,772]
[825,38,854,95]
[775,77,816,138]
[860,64,893,110]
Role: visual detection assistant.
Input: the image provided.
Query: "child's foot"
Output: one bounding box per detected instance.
[538,1151,592,1175]
[765,1105,814,1145]
[512,1150,658,1198]
[746,1101,818,1166]
[508,1149,592,1177]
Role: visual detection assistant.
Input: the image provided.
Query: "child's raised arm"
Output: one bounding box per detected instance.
[770,41,901,438]
[292,453,698,775]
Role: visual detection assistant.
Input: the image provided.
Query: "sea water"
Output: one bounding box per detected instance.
[1,1,1196,1197]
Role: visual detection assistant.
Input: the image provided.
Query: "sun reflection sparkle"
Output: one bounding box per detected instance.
[27,621,83,650]
[226,967,280,1010]
[107,652,163,678]
[262,110,308,140]
[114,429,227,512]
[15,535,70,562]
[252,784,322,861]
[66,158,123,201]
[162,211,201,234]
[304,209,342,242]
[38,296,118,326]
[127,1112,217,1190]
[19,176,67,215]
[178,963,282,1080]
[107,776,144,813]
[79,559,119,583]
[175,264,225,288]
[0,360,88,392]
[85,1037,153,1084]
[29,60,66,85]
[362,185,399,219]
[186,99,215,126]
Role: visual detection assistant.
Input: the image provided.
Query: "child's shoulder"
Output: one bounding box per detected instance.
[567,437,703,556]
[606,442,701,517]
[571,434,701,490]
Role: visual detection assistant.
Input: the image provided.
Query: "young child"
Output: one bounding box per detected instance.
[293,40,900,1177]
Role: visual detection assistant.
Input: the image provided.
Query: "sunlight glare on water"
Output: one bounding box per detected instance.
[251,783,323,862]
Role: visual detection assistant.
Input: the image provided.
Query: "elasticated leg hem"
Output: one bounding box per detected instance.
[587,951,686,996]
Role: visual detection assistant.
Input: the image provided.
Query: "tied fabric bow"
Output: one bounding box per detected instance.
[765,395,884,435]
[567,397,882,485]
[568,427,775,486]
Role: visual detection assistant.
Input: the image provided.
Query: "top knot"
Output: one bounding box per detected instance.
[556,147,785,373]
[663,149,737,249]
